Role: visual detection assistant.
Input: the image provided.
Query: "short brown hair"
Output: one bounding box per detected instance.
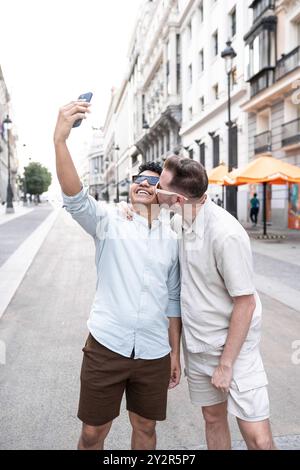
[164,155,208,199]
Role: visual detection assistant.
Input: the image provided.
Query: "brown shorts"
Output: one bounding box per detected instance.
[78,334,171,426]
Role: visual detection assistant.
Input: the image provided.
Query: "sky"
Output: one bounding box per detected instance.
[0,0,142,192]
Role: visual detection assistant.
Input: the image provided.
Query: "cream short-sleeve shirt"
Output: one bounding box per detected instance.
[174,196,262,353]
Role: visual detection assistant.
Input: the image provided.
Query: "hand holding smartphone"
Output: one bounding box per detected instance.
[72,92,93,128]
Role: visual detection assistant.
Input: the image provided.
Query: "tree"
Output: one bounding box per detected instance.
[23,162,52,202]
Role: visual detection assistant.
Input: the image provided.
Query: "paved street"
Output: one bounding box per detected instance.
[0,204,53,267]
[0,208,300,449]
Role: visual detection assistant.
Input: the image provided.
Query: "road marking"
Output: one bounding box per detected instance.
[0,208,60,319]
[255,273,300,313]
[0,207,34,226]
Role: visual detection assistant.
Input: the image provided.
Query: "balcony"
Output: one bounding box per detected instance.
[254,130,272,154]
[250,0,275,23]
[250,68,275,97]
[282,118,300,148]
[276,46,300,82]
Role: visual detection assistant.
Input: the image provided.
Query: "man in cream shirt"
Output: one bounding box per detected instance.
[156,155,275,450]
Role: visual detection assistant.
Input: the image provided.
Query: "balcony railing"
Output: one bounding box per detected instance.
[250,68,275,97]
[254,130,272,154]
[276,46,300,81]
[282,118,300,148]
[250,0,275,23]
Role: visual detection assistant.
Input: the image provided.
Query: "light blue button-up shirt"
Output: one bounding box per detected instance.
[62,187,181,360]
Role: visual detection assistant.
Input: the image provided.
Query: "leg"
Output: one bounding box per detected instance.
[237,418,276,450]
[250,209,254,223]
[129,411,157,450]
[78,421,113,450]
[202,401,231,450]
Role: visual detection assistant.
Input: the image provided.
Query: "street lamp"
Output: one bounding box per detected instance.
[3,115,14,214]
[114,144,120,203]
[221,40,237,218]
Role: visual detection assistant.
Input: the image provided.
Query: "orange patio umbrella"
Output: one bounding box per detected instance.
[226,155,300,185]
[208,163,229,206]
[222,154,300,236]
[208,162,229,185]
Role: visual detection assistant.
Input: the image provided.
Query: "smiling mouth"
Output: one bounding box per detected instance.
[136,189,152,196]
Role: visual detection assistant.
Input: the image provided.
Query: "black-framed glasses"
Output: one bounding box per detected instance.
[132,175,160,186]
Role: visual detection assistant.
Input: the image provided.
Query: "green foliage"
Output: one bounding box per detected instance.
[23,162,52,196]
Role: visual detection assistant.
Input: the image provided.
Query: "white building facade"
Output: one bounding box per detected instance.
[242,0,300,229]
[0,65,19,205]
[179,0,251,222]
[100,0,300,229]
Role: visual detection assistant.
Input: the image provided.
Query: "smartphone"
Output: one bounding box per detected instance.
[72,92,93,128]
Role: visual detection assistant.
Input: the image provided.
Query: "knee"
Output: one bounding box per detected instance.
[248,434,273,450]
[202,404,227,426]
[131,415,156,438]
[79,424,110,449]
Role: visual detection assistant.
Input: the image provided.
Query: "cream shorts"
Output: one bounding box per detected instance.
[183,345,270,422]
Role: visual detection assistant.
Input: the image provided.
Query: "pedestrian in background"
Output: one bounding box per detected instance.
[250,193,260,226]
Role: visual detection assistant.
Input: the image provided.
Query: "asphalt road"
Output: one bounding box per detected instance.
[0,210,299,449]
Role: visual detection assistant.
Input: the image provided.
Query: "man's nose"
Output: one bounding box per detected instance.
[139,179,150,187]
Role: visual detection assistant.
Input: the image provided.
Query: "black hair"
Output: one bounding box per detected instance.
[138,161,163,176]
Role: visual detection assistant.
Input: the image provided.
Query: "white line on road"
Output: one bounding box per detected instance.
[255,273,300,313]
[0,208,60,319]
[0,206,34,226]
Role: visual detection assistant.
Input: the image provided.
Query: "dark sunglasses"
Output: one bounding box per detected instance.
[132,175,160,186]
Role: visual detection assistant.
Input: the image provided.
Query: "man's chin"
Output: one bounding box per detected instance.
[132,195,157,206]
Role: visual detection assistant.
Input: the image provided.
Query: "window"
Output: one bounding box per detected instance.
[189,107,193,120]
[199,96,205,112]
[199,49,204,73]
[142,94,146,125]
[198,1,204,23]
[176,34,181,95]
[189,148,194,159]
[200,143,205,167]
[188,64,193,86]
[230,126,238,169]
[230,6,236,38]
[213,135,220,167]
[212,30,218,56]
[213,83,219,100]
[188,21,192,40]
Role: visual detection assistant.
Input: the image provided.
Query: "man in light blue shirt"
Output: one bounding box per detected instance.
[54,100,181,451]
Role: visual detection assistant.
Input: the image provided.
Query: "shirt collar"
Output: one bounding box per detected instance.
[183,195,211,239]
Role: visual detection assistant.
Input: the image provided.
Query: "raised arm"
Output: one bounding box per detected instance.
[53,101,107,238]
[53,101,91,196]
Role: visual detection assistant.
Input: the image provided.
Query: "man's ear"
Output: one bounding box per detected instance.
[177,195,186,206]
